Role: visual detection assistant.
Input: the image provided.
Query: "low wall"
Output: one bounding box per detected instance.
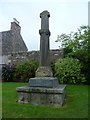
[8,49,63,65]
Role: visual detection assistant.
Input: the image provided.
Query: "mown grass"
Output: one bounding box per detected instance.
[2,82,89,118]
[0,82,2,119]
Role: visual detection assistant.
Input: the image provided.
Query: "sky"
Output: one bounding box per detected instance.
[0,0,89,51]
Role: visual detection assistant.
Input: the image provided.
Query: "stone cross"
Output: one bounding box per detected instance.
[16,10,66,107]
[39,10,50,66]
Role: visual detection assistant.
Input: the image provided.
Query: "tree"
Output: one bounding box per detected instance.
[56,25,90,84]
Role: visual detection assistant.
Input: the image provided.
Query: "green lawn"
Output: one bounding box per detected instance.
[2,82,89,118]
[0,82,2,119]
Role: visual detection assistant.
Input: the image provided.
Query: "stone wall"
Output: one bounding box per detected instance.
[8,49,63,65]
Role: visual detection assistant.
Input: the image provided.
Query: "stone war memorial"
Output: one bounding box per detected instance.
[16,10,66,106]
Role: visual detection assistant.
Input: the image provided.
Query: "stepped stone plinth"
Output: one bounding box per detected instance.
[16,85,66,106]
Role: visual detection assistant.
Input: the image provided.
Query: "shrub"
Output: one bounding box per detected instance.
[50,60,56,77]
[13,60,39,82]
[55,57,85,84]
[2,64,15,82]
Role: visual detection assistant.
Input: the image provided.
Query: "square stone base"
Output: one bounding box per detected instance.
[16,85,66,107]
[29,77,59,88]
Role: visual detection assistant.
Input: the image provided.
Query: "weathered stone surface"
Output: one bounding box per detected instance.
[18,92,30,103]
[16,85,66,106]
[40,10,50,30]
[28,77,58,87]
[39,11,50,66]
[36,66,53,77]
[8,49,63,65]
[16,85,66,93]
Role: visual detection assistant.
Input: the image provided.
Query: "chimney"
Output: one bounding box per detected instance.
[11,18,21,33]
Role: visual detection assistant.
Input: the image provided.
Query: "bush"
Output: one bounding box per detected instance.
[50,60,56,76]
[55,57,86,84]
[2,64,15,82]
[13,60,39,82]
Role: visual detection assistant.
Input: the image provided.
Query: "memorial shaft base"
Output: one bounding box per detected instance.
[16,85,66,107]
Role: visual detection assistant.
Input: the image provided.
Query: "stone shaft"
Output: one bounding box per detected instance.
[39,10,50,66]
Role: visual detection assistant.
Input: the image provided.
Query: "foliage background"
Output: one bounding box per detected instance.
[56,25,89,84]
[13,60,39,82]
[55,57,85,84]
